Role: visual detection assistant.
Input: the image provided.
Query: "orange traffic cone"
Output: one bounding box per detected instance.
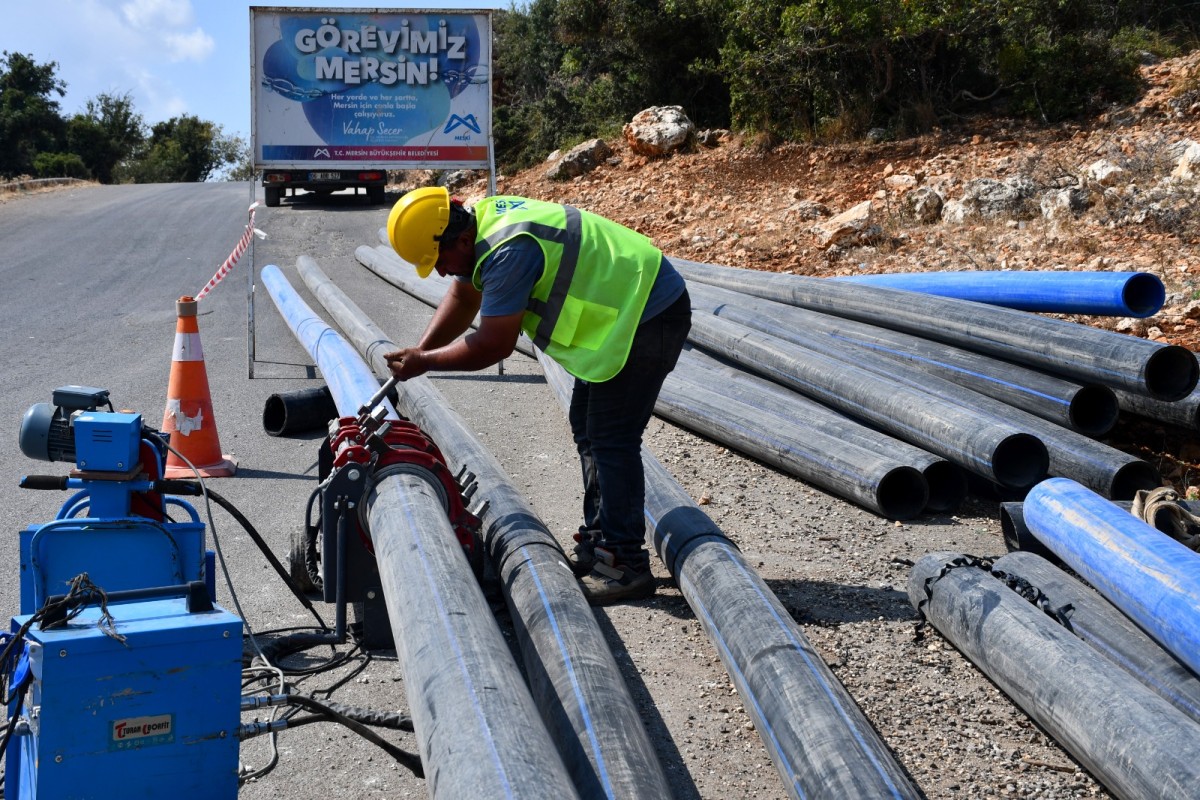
[161,296,237,478]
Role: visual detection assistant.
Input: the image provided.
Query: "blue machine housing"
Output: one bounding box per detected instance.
[6,597,243,799]
[18,520,208,615]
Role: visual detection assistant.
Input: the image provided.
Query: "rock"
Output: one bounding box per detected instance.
[1171,141,1200,182]
[885,174,919,191]
[623,106,696,157]
[902,187,944,224]
[811,200,874,249]
[956,178,1029,219]
[697,129,729,148]
[788,199,832,220]
[544,138,612,181]
[1086,159,1126,187]
[1040,187,1093,221]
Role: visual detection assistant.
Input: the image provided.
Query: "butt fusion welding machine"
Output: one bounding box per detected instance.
[4,387,240,799]
[310,377,484,649]
[3,383,482,798]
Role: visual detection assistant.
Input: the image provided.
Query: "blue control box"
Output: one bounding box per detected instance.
[6,597,242,799]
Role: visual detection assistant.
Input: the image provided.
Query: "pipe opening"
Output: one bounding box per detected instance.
[1068,386,1120,438]
[876,466,928,521]
[1145,346,1200,402]
[991,433,1049,491]
[922,461,968,514]
[1108,460,1163,502]
[1122,273,1167,318]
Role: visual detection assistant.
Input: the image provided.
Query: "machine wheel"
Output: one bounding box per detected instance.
[265,186,282,207]
[368,184,386,205]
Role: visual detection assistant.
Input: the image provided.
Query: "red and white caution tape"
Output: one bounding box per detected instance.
[196,202,266,300]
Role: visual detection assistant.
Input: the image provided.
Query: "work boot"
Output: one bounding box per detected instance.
[567,529,598,577]
[579,548,655,606]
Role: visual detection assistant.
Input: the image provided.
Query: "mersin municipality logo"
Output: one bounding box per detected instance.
[444,114,481,137]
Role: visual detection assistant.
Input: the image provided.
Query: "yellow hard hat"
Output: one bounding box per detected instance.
[387,186,450,278]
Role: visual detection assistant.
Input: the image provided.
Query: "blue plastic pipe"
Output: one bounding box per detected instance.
[261,265,400,421]
[835,271,1165,317]
[1023,477,1200,677]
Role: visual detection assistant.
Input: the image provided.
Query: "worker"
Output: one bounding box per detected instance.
[383,188,690,605]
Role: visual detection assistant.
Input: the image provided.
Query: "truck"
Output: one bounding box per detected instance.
[250,6,495,208]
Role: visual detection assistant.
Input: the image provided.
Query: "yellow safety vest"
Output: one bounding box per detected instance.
[473,196,661,382]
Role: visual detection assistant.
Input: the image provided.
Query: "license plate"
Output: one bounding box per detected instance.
[309,171,341,181]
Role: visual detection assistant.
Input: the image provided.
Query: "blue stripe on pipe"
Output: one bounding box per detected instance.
[519,546,616,799]
[642,506,909,800]
[832,334,1070,408]
[400,497,516,800]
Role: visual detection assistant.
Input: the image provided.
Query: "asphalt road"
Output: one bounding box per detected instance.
[0,182,587,798]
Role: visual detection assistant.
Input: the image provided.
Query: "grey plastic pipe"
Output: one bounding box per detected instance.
[675,259,1198,401]
[676,348,966,512]
[659,368,929,519]
[1116,382,1200,430]
[688,311,1049,490]
[689,287,1159,500]
[836,270,1166,317]
[263,264,579,799]
[688,282,1118,437]
[538,353,922,800]
[993,550,1200,725]
[298,255,673,799]
[909,551,1200,800]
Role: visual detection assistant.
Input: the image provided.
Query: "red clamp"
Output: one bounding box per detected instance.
[329,416,482,564]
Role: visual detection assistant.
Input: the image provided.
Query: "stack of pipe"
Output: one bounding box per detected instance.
[674,259,1195,506]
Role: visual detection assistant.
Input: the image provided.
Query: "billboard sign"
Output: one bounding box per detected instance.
[250,7,492,169]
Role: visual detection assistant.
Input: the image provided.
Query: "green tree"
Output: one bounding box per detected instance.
[66,92,145,183]
[124,115,241,182]
[0,51,67,178]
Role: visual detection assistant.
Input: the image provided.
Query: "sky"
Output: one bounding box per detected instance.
[1,0,503,143]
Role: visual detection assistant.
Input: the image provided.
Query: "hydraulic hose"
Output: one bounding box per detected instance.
[689,288,1159,500]
[909,551,1200,800]
[303,254,673,800]
[538,353,922,800]
[658,367,929,519]
[676,348,966,512]
[688,311,1049,490]
[688,282,1119,437]
[992,550,1200,726]
[836,270,1165,317]
[675,259,1198,401]
[1022,477,1200,677]
[264,264,579,799]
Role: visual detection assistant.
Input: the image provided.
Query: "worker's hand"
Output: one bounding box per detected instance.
[384,348,429,381]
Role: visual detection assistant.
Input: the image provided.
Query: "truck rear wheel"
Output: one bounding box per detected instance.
[265,186,282,207]
[368,185,386,205]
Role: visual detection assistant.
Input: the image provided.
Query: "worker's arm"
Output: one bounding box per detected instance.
[386,310,523,380]
[417,278,483,349]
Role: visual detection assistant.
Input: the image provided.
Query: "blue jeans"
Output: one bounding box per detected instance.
[568,290,691,570]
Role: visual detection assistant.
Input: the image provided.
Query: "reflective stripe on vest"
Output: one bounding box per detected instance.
[474,205,583,350]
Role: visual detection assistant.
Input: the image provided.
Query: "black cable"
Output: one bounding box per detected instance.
[286,694,423,777]
[166,481,327,628]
